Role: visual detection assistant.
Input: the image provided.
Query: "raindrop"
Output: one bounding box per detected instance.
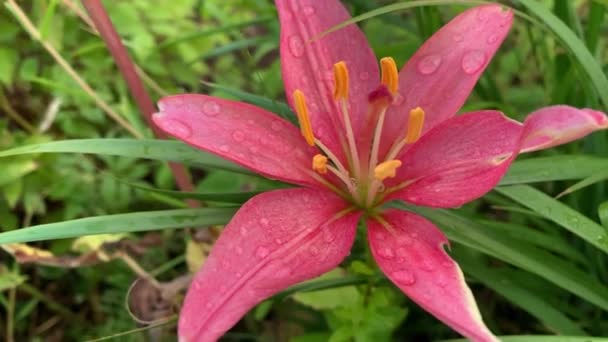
[487,34,498,44]
[236,272,242,278]
[374,231,386,241]
[235,246,243,255]
[461,50,487,74]
[453,34,464,43]
[288,35,305,57]
[420,259,435,272]
[259,218,269,227]
[271,120,283,131]
[303,5,316,16]
[417,55,442,75]
[232,130,245,142]
[240,226,248,236]
[255,246,270,259]
[392,269,416,285]
[249,146,259,154]
[247,119,255,125]
[359,71,370,81]
[219,145,230,152]
[205,302,213,309]
[203,101,220,116]
[378,247,395,259]
[323,228,335,242]
[275,238,283,245]
[310,246,319,255]
[476,7,489,21]
[161,119,192,138]
[393,92,405,105]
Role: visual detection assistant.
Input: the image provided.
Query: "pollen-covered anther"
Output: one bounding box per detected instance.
[312,154,328,174]
[380,57,399,94]
[405,107,425,143]
[333,61,349,100]
[293,89,316,146]
[374,160,402,181]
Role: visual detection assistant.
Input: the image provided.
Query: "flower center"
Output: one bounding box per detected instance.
[293,58,426,210]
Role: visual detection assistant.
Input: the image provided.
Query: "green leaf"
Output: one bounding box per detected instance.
[292,269,361,310]
[501,155,608,185]
[599,201,608,229]
[0,268,26,292]
[518,0,608,109]
[496,185,608,254]
[0,207,237,244]
[0,139,248,174]
[400,205,608,311]
[556,169,608,198]
[0,159,37,187]
[445,337,608,342]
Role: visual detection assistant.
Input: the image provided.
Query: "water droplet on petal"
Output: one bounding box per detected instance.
[161,119,192,138]
[219,145,230,152]
[441,261,452,268]
[477,8,489,21]
[374,231,386,241]
[359,71,370,81]
[310,246,319,255]
[417,55,442,75]
[232,130,245,142]
[453,34,464,43]
[255,246,270,259]
[249,146,259,154]
[205,302,213,309]
[235,246,243,255]
[240,226,248,236]
[420,259,435,272]
[323,228,335,242]
[271,120,283,131]
[378,247,395,259]
[303,5,315,16]
[487,34,498,44]
[288,35,305,57]
[236,272,242,278]
[203,101,220,116]
[461,50,487,74]
[259,218,269,227]
[392,269,416,285]
[275,238,283,245]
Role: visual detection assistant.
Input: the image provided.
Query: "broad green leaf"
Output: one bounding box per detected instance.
[518,0,608,109]
[292,268,361,310]
[501,155,608,185]
[0,208,237,244]
[0,159,37,187]
[600,201,608,229]
[496,185,608,254]
[0,139,248,174]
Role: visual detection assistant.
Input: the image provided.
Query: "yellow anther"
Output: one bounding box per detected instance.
[374,160,402,181]
[293,90,315,146]
[380,57,399,94]
[405,107,425,144]
[312,154,328,174]
[333,61,350,100]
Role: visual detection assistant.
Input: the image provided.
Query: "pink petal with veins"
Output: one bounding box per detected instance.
[520,105,608,153]
[381,4,513,158]
[368,210,498,342]
[276,0,379,161]
[388,111,522,208]
[179,188,359,341]
[153,94,319,187]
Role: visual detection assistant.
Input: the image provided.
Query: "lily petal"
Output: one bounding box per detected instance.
[382,5,513,156]
[520,105,608,153]
[388,111,522,208]
[277,0,379,157]
[368,210,498,342]
[153,94,318,187]
[179,188,359,341]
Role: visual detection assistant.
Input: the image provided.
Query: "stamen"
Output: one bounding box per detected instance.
[374,160,402,181]
[380,57,399,94]
[293,89,315,146]
[312,154,328,174]
[333,61,349,100]
[405,107,425,144]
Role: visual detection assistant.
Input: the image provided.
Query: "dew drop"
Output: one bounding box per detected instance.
[461,50,487,74]
[303,5,315,16]
[219,145,230,152]
[476,7,489,21]
[323,228,335,242]
[392,269,416,285]
[236,272,242,278]
[417,55,442,75]
[205,302,213,309]
[359,71,370,81]
[453,34,464,43]
[240,226,248,236]
[441,261,452,268]
[378,247,395,259]
[259,218,269,227]
[310,246,319,255]
[203,101,220,116]
[288,35,305,57]
[271,120,283,131]
[486,34,498,44]
[232,130,245,142]
[161,119,192,138]
[374,231,386,241]
[275,238,283,245]
[393,92,405,105]
[255,246,270,259]
[420,259,435,272]
[235,246,243,255]
[249,146,259,154]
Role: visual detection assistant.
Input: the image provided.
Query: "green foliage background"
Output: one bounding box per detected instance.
[0,0,607,341]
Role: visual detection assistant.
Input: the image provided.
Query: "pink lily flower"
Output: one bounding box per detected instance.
[153,2,608,341]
